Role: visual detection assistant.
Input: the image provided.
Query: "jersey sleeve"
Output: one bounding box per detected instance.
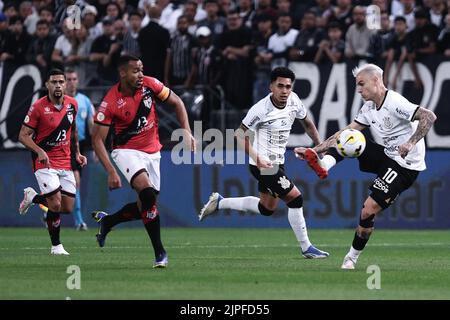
[392,94,419,122]
[146,76,170,102]
[295,98,307,120]
[95,99,114,126]
[23,102,40,129]
[354,104,371,126]
[241,105,264,131]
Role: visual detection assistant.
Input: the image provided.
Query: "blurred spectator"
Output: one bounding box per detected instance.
[252,14,273,103]
[105,1,123,21]
[184,0,199,35]
[371,0,390,14]
[238,0,255,29]
[122,10,142,57]
[218,9,253,109]
[3,2,18,20]
[26,19,56,78]
[189,26,223,127]
[51,18,77,69]
[71,24,96,87]
[218,0,235,17]
[19,1,39,35]
[198,0,227,45]
[270,13,299,67]
[116,0,136,22]
[368,11,394,62]
[345,6,376,60]
[8,16,31,65]
[194,0,208,22]
[289,10,324,62]
[314,21,345,64]
[328,0,354,34]
[32,0,53,11]
[89,17,121,85]
[384,16,408,90]
[398,0,417,32]
[0,12,15,63]
[159,0,184,35]
[164,15,197,87]
[138,3,170,80]
[253,0,278,25]
[428,0,446,29]
[437,13,450,56]
[39,6,58,37]
[310,0,334,29]
[82,5,102,40]
[407,8,439,87]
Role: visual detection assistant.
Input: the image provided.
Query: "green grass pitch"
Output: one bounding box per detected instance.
[0,228,449,300]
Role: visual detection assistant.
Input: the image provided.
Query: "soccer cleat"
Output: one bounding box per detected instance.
[302,245,330,259]
[51,244,70,255]
[341,255,356,270]
[19,187,37,215]
[153,252,168,268]
[92,211,111,248]
[304,148,328,179]
[199,192,223,221]
[76,223,88,231]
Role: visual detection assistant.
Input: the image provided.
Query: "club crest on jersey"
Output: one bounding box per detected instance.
[143,95,153,109]
[68,114,73,123]
[383,116,393,129]
[278,176,290,189]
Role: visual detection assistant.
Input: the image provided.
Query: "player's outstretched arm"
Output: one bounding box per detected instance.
[92,124,121,189]
[164,91,196,152]
[399,107,437,158]
[299,115,321,146]
[18,125,49,167]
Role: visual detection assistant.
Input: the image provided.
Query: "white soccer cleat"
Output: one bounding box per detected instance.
[198,192,222,221]
[51,244,70,255]
[341,255,356,270]
[19,187,37,215]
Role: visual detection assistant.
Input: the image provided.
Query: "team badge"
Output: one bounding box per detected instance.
[24,115,30,123]
[97,112,105,122]
[68,114,73,123]
[278,176,291,190]
[383,116,393,129]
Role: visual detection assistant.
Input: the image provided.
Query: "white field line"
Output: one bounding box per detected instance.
[0,242,447,251]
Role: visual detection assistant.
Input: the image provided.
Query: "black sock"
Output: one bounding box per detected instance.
[143,214,165,257]
[32,194,47,206]
[352,232,369,251]
[105,202,140,228]
[46,210,61,246]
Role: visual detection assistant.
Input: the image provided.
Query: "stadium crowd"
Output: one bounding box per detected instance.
[0,0,449,110]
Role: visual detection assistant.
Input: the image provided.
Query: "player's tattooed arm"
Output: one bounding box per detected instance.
[399,107,437,158]
[408,107,437,145]
[18,125,50,166]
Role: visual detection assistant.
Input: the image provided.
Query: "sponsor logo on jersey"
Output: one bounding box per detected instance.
[247,116,260,127]
[395,107,410,119]
[99,101,108,112]
[373,178,389,194]
[117,98,125,108]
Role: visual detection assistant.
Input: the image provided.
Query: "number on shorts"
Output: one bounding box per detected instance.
[382,167,398,184]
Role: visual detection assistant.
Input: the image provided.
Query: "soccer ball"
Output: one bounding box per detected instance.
[336,129,366,158]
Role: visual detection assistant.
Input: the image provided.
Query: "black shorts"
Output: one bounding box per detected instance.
[331,137,419,209]
[249,164,294,198]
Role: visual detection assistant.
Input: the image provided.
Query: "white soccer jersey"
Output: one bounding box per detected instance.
[354,90,426,171]
[242,92,307,165]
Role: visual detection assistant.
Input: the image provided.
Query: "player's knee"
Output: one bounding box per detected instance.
[286,194,303,209]
[138,187,157,210]
[357,226,373,240]
[359,212,375,229]
[47,201,61,212]
[258,202,275,216]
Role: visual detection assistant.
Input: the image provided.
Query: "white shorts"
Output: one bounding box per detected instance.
[34,168,76,197]
[111,149,161,191]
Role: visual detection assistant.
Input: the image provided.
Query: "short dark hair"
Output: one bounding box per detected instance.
[394,16,407,23]
[64,67,76,74]
[36,19,50,27]
[328,21,342,30]
[46,68,65,81]
[118,54,140,69]
[270,67,295,82]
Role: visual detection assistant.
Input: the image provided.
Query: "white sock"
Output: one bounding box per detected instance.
[287,207,311,252]
[348,246,361,261]
[218,196,260,213]
[322,155,337,171]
